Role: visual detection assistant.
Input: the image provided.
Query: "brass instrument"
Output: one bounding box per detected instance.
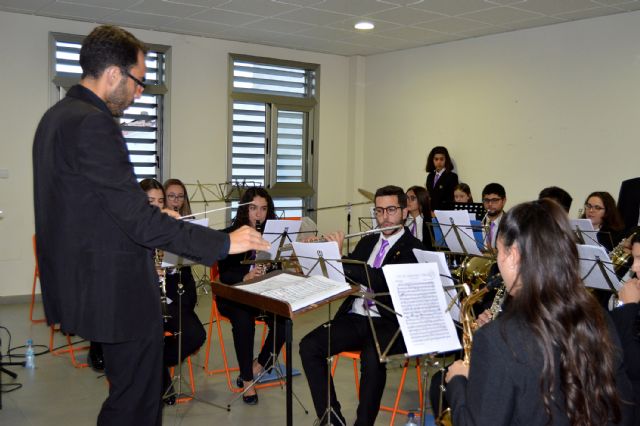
[609,230,637,278]
[435,285,489,425]
[155,249,171,321]
[452,255,496,291]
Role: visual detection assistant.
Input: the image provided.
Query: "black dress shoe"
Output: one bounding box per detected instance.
[88,342,105,371]
[236,375,244,388]
[242,393,258,405]
[163,394,176,406]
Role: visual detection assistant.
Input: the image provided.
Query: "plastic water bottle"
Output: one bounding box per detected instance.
[405,412,418,426]
[25,339,35,369]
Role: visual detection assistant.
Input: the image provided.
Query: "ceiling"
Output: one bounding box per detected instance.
[2,0,640,56]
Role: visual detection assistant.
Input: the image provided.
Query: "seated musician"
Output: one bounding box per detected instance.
[445,199,634,426]
[140,179,205,405]
[405,185,433,250]
[481,183,507,251]
[580,191,625,252]
[538,186,572,213]
[453,183,474,203]
[610,233,640,421]
[299,185,424,426]
[216,187,287,405]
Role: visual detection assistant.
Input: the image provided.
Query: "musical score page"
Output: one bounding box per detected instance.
[383,263,461,356]
[239,273,352,312]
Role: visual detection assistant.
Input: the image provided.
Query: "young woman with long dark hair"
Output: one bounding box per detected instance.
[445,199,634,425]
[216,187,286,405]
[425,146,458,211]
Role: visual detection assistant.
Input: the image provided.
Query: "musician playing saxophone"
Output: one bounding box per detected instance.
[444,199,634,426]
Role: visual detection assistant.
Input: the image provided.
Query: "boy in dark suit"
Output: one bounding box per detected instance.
[299,185,424,426]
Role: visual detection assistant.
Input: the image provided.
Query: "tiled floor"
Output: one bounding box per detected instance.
[0,294,431,425]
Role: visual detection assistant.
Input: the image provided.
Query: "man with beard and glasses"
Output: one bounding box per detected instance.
[299,185,424,426]
[32,25,269,426]
[481,183,507,252]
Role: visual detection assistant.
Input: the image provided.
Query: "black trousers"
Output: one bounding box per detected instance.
[163,309,206,367]
[216,297,287,382]
[299,313,398,426]
[98,328,163,426]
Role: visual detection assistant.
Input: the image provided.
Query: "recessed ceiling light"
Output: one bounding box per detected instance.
[354,21,374,30]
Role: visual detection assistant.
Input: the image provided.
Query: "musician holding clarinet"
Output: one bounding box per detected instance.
[32,25,269,426]
[444,199,634,425]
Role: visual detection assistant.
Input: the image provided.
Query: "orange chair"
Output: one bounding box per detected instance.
[331,351,423,425]
[48,325,89,368]
[30,235,46,323]
[204,264,287,392]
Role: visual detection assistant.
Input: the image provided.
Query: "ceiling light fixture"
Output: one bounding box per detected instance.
[354,21,375,30]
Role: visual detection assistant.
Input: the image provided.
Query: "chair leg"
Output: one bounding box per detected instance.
[49,325,89,368]
[175,356,195,404]
[29,268,45,323]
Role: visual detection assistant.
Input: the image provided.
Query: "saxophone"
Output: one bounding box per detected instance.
[435,286,489,425]
[609,230,637,279]
[155,249,171,322]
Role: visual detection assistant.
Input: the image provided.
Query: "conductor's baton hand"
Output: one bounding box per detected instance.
[229,225,271,254]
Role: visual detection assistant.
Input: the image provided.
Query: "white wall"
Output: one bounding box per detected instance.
[361,11,640,219]
[0,11,353,297]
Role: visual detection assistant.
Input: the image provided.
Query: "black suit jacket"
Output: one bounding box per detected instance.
[618,177,640,233]
[426,170,459,211]
[33,85,229,343]
[447,315,635,425]
[335,229,424,349]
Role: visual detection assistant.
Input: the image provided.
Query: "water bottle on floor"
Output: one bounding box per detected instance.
[405,412,418,426]
[25,338,35,369]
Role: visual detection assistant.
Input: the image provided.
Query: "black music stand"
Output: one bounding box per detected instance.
[210,271,357,426]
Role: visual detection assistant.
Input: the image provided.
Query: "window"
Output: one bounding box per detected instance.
[229,55,319,219]
[50,33,169,181]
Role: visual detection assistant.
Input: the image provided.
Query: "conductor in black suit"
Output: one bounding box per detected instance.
[32,25,269,426]
[299,185,424,426]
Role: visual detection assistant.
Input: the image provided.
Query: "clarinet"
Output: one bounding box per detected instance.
[155,249,171,322]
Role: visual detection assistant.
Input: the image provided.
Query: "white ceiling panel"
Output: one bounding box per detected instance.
[189,7,262,25]
[0,0,636,56]
[365,6,445,25]
[39,1,118,20]
[128,0,208,17]
[216,0,299,16]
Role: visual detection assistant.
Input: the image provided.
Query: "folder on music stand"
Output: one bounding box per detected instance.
[433,210,483,255]
[577,244,620,292]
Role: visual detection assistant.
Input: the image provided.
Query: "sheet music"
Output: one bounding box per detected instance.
[577,244,621,291]
[570,219,600,246]
[434,210,483,256]
[240,273,352,312]
[291,241,346,283]
[412,249,460,321]
[259,219,302,260]
[382,263,462,356]
[162,218,209,267]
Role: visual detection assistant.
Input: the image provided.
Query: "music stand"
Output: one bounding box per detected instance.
[453,202,486,220]
[577,244,621,293]
[210,271,358,426]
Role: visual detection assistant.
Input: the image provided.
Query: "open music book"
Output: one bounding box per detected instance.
[238,272,353,313]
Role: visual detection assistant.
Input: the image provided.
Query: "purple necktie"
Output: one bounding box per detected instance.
[410,220,417,237]
[488,222,494,249]
[373,239,389,269]
[433,172,441,188]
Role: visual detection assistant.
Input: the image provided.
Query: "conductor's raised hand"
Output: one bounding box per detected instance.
[229,225,271,254]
